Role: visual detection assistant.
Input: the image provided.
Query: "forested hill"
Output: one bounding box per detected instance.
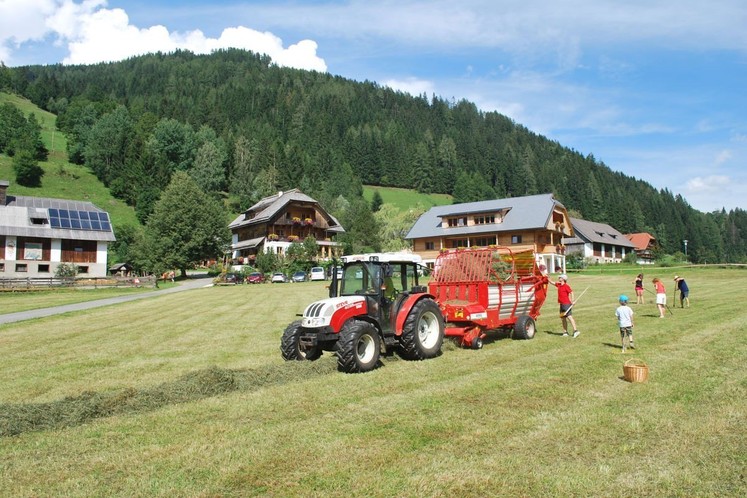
[2,49,746,262]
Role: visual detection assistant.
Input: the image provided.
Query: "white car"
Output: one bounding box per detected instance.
[310,267,325,281]
[271,272,288,283]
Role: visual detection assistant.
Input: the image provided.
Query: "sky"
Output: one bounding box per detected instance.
[1,0,745,213]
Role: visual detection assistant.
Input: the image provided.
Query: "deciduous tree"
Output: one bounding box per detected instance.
[136,172,230,276]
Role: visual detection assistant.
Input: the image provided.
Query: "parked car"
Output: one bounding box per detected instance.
[223,272,242,284]
[310,267,325,281]
[271,272,288,283]
[291,271,307,283]
[246,272,264,284]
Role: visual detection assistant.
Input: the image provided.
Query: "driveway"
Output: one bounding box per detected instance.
[0,274,214,326]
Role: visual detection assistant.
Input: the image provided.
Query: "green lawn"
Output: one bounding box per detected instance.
[0,92,140,229]
[1,270,745,497]
[0,284,174,314]
[363,185,452,210]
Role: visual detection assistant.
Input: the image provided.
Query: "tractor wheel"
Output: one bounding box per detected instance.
[280,320,322,361]
[512,315,536,340]
[337,321,381,373]
[399,299,445,360]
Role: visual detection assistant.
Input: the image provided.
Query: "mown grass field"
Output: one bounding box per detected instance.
[1,267,745,497]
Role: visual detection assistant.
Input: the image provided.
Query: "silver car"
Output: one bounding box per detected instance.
[271,272,288,283]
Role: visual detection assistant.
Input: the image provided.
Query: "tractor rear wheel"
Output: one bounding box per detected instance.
[512,315,536,340]
[399,299,444,360]
[337,320,380,373]
[281,320,322,361]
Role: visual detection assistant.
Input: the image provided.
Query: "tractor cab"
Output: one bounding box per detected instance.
[330,254,424,333]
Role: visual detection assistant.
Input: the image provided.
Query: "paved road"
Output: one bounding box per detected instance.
[0,275,214,325]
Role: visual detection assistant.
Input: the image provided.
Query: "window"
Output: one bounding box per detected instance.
[425,241,435,250]
[16,263,28,272]
[448,239,468,248]
[447,217,467,227]
[78,266,89,274]
[474,215,495,225]
[23,242,43,260]
[38,264,50,273]
[0,263,4,271]
[30,217,48,225]
[511,235,522,244]
[472,236,496,247]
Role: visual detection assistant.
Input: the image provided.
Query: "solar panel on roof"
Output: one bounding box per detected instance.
[46,208,112,232]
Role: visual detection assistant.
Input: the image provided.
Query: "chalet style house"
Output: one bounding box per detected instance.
[228,189,344,264]
[562,218,636,264]
[406,193,573,273]
[0,180,115,278]
[625,232,658,265]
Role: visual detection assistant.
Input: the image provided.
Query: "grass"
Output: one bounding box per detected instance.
[0,92,140,229]
[1,269,746,496]
[363,185,452,210]
[0,284,172,314]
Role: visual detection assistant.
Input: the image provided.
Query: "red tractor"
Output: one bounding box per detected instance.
[281,253,444,373]
[280,248,549,373]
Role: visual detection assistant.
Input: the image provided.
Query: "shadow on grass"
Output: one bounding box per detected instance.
[0,360,337,437]
[544,330,566,337]
[602,342,623,350]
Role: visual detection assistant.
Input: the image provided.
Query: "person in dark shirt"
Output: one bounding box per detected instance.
[633,273,644,304]
[674,276,690,308]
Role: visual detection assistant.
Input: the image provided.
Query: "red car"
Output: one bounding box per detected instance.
[246,272,264,284]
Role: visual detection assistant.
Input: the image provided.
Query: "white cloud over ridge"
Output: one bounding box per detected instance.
[0,0,326,71]
[383,77,435,97]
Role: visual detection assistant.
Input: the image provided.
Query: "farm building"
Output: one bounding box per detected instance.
[626,232,659,265]
[406,193,573,273]
[228,189,345,265]
[562,217,636,263]
[0,180,115,278]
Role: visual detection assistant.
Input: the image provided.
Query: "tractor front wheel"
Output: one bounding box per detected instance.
[281,320,322,361]
[337,321,381,373]
[399,299,445,360]
[512,315,536,340]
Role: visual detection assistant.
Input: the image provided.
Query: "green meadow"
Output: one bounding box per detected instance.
[0,92,139,228]
[363,185,452,211]
[1,267,745,497]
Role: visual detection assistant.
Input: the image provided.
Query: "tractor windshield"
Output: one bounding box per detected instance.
[340,262,381,296]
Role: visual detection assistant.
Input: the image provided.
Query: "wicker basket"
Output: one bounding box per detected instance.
[623,358,649,383]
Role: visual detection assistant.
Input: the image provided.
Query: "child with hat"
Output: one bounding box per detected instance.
[615,294,635,353]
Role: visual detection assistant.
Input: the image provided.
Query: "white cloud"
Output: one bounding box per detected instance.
[383,77,435,96]
[685,175,731,193]
[0,0,59,44]
[1,1,326,71]
[714,149,732,165]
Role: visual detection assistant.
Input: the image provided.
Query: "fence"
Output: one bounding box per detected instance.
[0,275,158,291]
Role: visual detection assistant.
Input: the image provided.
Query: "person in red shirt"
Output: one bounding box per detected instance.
[550,274,580,337]
[653,277,667,318]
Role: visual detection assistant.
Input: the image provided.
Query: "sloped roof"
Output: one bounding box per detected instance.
[0,195,116,242]
[563,218,635,248]
[406,193,566,239]
[229,189,344,233]
[233,236,265,250]
[626,232,657,250]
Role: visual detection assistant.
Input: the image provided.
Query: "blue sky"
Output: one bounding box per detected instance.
[2,0,745,213]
